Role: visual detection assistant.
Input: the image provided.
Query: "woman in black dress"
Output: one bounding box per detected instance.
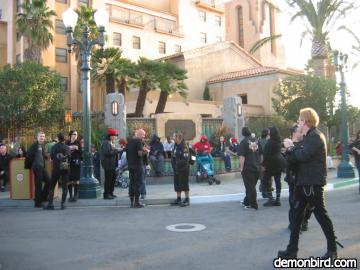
[66,130,82,202]
[171,133,190,207]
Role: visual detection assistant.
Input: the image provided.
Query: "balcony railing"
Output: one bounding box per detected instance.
[110,6,144,27]
[154,17,183,35]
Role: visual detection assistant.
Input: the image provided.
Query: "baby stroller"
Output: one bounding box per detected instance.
[195,152,220,185]
[115,152,129,189]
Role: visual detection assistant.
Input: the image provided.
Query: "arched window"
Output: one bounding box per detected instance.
[237,6,244,48]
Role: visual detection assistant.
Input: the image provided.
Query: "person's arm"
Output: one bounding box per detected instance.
[239,156,245,172]
[294,132,322,162]
[101,141,118,157]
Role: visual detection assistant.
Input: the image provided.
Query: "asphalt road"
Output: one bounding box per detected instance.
[0,186,359,270]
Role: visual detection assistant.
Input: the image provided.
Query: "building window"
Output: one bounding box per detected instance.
[78,0,88,7]
[113,32,121,46]
[199,11,206,22]
[159,41,166,54]
[174,45,181,53]
[55,20,66,35]
[16,32,21,42]
[16,54,21,63]
[215,15,221,26]
[237,6,244,48]
[132,36,141,49]
[16,0,22,13]
[200,32,207,44]
[56,48,68,63]
[56,0,67,3]
[60,77,68,91]
[238,94,247,105]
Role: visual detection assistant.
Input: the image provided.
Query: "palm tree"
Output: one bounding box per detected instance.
[249,34,282,54]
[115,58,134,97]
[155,61,188,114]
[130,58,161,117]
[91,47,123,94]
[286,0,356,76]
[16,0,56,63]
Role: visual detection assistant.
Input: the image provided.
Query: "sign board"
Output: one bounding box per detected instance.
[165,120,196,141]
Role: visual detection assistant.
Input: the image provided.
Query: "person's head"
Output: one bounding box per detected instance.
[220,136,224,142]
[37,131,46,144]
[107,128,119,141]
[91,144,97,152]
[298,107,319,132]
[17,146,24,156]
[57,133,65,143]
[135,129,146,141]
[151,134,160,144]
[166,136,172,143]
[261,128,269,139]
[119,138,127,148]
[231,137,238,144]
[290,124,302,142]
[200,135,208,143]
[242,127,251,137]
[0,144,7,155]
[175,132,184,144]
[69,130,78,142]
[269,126,280,141]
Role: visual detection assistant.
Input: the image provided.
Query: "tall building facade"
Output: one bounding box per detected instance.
[0,0,285,114]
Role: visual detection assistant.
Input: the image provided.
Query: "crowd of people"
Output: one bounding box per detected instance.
[1,107,360,259]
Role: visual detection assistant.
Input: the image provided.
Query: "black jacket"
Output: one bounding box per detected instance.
[50,142,71,170]
[24,142,46,169]
[263,140,286,174]
[288,127,327,186]
[100,140,118,171]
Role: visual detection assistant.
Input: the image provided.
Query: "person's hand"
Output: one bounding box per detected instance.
[283,138,294,149]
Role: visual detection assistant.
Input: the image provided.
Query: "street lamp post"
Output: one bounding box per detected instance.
[62,8,109,198]
[334,50,355,178]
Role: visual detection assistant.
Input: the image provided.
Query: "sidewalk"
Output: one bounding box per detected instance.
[0,169,358,208]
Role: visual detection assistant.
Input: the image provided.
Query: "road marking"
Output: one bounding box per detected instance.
[166,223,206,232]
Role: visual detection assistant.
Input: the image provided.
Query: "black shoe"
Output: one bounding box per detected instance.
[133,202,145,208]
[43,205,55,210]
[278,249,297,258]
[34,203,42,208]
[68,197,74,202]
[140,194,146,199]
[110,194,117,198]
[61,203,66,210]
[273,198,281,206]
[263,199,275,207]
[130,201,134,208]
[1,186,5,192]
[320,250,337,260]
[170,198,181,206]
[182,199,190,207]
[244,206,257,211]
[103,195,114,200]
[301,222,308,231]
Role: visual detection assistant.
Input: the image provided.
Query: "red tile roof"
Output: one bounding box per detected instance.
[207,67,284,84]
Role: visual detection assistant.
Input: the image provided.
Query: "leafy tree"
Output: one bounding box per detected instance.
[0,63,65,133]
[129,58,161,117]
[16,0,56,63]
[91,47,123,94]
[285,0,356,76]
[247,115,291,139]
[115,58,134,97]
[272,75,337,125]
[155,61,188,114]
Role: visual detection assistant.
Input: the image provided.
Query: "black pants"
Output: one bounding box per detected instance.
[104,169,116,197]
[287,185,336,252]
[264,170,282,197]
[129,168,143,201]
[32,165,50,206]
[242,170,259,209]
[48,169,69,206]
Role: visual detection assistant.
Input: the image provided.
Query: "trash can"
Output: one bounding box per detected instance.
[10,158,58,200]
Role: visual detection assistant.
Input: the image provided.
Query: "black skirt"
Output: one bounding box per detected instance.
[173,167,189,192]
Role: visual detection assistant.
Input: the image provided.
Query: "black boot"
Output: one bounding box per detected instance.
[320,250,337,260]
[73,184,79,201]
[182,197,190,207]
[301,221,308,231]
[43,204,55,210]
[273,197,281,206]
[278,249,298,258]
[133,198,145,208]
[170,197,181,206]
[61,202,66,210]
[263,193,275,207]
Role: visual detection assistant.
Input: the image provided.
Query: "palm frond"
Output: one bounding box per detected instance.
[249,34,282,54]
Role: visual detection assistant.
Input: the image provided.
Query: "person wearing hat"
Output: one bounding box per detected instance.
[229,137,240,156]
[44,133,71,210]
[100,128,120,199]
[66,130,82,202]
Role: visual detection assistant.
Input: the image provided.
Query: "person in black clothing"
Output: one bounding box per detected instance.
[66,130,82,202]
[278,108,339,260]
[258,128,269,198]
[263,126,286,207]
[239,127,261,210]
[25,131,50,208]
[0,144,13,192]
[284,125,312,231]
[44,133,71,210]
[100,128,119,199]
[213,136,232,172]
[149,134,165,176]
[349,130,360,193]
[91,144,101,184]
[126,129,149,208]
[16,146,26,158]
[171,132,190,207]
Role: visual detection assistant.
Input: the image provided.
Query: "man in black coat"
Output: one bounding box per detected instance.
[278,108,339,260]
[100,128,119,200]
[0,144,13,192]
[25,131,50,208]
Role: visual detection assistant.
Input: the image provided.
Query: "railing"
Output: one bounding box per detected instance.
[110,6,144,27]
[154,17,183,35]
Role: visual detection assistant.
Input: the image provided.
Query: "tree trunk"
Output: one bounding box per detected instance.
[155,91,169,114]
[313,58,326,77]
[106,74,115,94]
[134,80,149,117]
[118,77,126,97]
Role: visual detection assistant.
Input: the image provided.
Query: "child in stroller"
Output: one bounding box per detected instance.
[115,151,130,189]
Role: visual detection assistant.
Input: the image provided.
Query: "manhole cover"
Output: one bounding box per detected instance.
[166,223,206,232]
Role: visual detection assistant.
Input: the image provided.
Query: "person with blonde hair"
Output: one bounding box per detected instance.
[279,108,340,260]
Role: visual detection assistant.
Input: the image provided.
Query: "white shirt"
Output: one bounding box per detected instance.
[163,140,175,152]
